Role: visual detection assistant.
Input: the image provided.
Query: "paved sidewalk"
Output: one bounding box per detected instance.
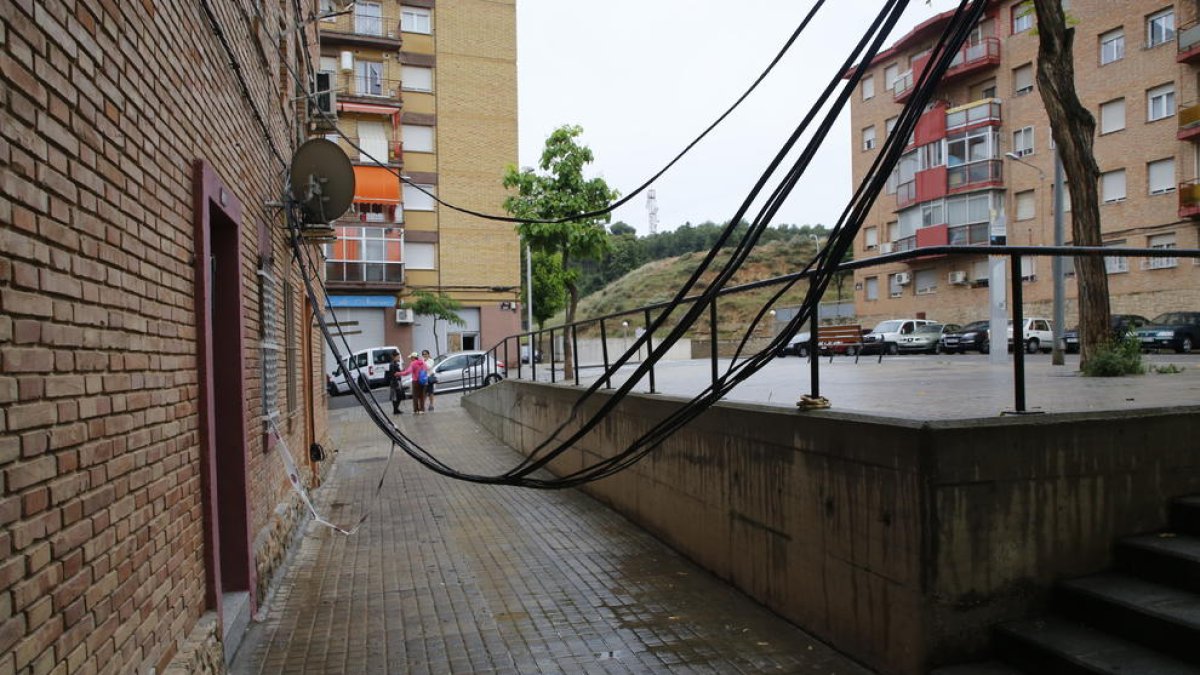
[231,395,873,674]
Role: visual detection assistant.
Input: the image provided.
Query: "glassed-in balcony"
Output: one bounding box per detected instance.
[946,99,1002,131]
[326,261,405,284]
[1179,101,1200,141]
[948,222,990,245]
[896,180,918,209]
[1178,19,1200,62]
[947,159,1003,192]
[1179,178,1200,218]
[894,37,1000,102]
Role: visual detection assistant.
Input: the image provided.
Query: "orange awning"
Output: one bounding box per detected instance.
[353,166,401,204]
[337,102,400,117]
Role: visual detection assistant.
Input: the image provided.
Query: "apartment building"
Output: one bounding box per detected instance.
[850,0,1200,328]
[316,0,520,368]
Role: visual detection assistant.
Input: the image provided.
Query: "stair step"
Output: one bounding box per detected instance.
[1171,496,1200,537]
[930,661,1026,675]
[1057,572,1200,664]
[1117,533,1200,594]
[995,615,1200,675]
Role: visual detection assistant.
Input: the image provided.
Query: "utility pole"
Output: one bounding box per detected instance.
[1051,148,1065,366]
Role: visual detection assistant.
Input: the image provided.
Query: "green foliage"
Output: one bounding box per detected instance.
[408,290,465,326]
[1151,363,1185,375]
[528,250,566,328]
[1081,334,1144,377]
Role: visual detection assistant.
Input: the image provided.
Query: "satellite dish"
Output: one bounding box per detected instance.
[290,138,355,224]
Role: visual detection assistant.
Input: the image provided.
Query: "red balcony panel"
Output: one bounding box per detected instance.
[942,37,1002,83]
[916,166,948,202]
[913,223,949,261]
[913,101,949,147]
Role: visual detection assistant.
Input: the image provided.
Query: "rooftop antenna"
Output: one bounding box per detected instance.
[646,188,659,235]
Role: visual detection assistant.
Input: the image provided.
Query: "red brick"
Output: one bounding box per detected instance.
[0,348,53,372]
[11,320,41,344]
[21,489,49,518]
[6,456,57,491]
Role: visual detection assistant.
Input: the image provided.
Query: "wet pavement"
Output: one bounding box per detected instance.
[233,396,873,674]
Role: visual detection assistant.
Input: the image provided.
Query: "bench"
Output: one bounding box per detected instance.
[814,324,864,362]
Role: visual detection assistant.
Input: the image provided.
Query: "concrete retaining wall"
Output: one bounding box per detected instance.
[464,381,1200,674]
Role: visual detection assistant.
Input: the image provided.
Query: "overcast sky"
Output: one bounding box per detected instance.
[515,0,962,236]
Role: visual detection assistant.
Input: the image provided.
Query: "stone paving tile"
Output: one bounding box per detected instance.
[232,394,873,674]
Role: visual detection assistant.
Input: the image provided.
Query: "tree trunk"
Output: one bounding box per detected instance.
[562,250,576,381]
[1033,0,1111,369]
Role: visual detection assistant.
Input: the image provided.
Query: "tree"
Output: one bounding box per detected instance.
[528,250,566,328]
[406,290,465,354]
[503,125,618,379]
[1032,0,1111,368]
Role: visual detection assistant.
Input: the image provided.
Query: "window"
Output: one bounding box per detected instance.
[284,281,297,414]
[1012,126,1034,157]
[1052,182,1071,214]
[1100,98,1125,134]
[864,226,879,250]
[355,60,384,96]
[403,183,437,210]
[405,242,436,269]
[973,259,990,284]
[885,116,898,137]
[1147,83,1175,121]
[915,269,937,295]
[971,78,997,99]
[1012,4,1034,34]
[884,64,899,91]
[401,5,432,34]
[888,273,905,298]
[1015,190,1035,221]
[358,121,389,164]
[401,65,433,93]
[862,75,875,100]
[402,124,434,153]
[1101,169,1127,202]
[1100,28,1124,64]
[1146,8,1174,48]
[862,125,876,151]
[865,276,879,301]
[1148,158,1175,194]
[318,0,336,21]
[1021,257,1036,281]
[354,2,383,36]
[259,259,279,422]
[1146,233,1178,269]
[1105,241,1129,274]
[1013,63,1033,95]
[885,221,897,243]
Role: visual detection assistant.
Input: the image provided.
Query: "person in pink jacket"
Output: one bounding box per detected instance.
[394,352,429,414]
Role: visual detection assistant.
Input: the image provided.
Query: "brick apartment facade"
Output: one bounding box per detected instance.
[850,0,1200,329]
[2,1,337,671]
[317,0,520,372]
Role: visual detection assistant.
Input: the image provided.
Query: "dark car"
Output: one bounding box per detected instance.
[1063,314,1151,354]
[1135,312,1200,353]
[941,320,990,354]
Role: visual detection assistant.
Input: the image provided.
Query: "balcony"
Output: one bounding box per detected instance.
[894,37,1000,102]
[896,180,918,209]
[947,222,990,246]
[946,99,1002,131]
[947,159,1003,193]
[326,261,405,286]
[1178,20,1200,62]
[1178,178,1200,218]
[1179,102,1200,141]
[318,8,402,48]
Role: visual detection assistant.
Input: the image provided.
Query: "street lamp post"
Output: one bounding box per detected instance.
[1005,151,1065,366]
[621,320,629,354]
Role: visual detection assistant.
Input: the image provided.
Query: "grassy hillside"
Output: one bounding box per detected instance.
[557,237,849,338]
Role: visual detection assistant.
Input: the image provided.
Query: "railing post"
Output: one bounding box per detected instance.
[572,325,580,387]
[1010,254,1026,413]
[504,340,510,381]
[530,332,537,383]
[549,329,556,384]
[599,320,611,389]
[709,300,719,390]
[643,308,656,394]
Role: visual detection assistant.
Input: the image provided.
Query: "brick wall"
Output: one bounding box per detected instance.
[1,1,331,672]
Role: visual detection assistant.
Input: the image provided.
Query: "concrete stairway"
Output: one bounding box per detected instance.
[933,495,1200,675]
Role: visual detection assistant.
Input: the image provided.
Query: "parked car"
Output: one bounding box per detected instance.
[860,319,938,355]
[779,331,812,357]
[326,346,400,395]
[941,320,990,354]
[898,323,961,354]
[1007,318,1054,354]
[520,345,543,363]
[1135,312,1200,353]
[1063,314,1151,354]
[402,350,507,393]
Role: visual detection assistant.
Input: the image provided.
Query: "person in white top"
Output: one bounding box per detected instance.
[421,349,437,411]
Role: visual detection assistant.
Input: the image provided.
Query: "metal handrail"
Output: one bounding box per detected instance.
[478,245,1200,413]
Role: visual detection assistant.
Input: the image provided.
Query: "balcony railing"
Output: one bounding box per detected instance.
[947,159,1003,191]
[320,8,401,42]
[946,99,1002,131]
[326,261,405,284]
[1179,178,1200,218]
[892,70,915,99]
[948,222,990,246]
[893,38,1000,101]
[1178,19,1200,61]
[1179,101,1200,141]
[894,235,917,252]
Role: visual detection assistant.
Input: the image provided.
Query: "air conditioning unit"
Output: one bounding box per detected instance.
[895,272,912,285]
[311,72,337,117]
[879,242,894,253]
[395,308,414,324]
[948,270,968,285]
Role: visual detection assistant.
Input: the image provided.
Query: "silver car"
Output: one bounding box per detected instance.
[402,350,506,393]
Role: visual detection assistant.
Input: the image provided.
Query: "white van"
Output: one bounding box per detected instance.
[860,318,937,355]
[326,346,400,395]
